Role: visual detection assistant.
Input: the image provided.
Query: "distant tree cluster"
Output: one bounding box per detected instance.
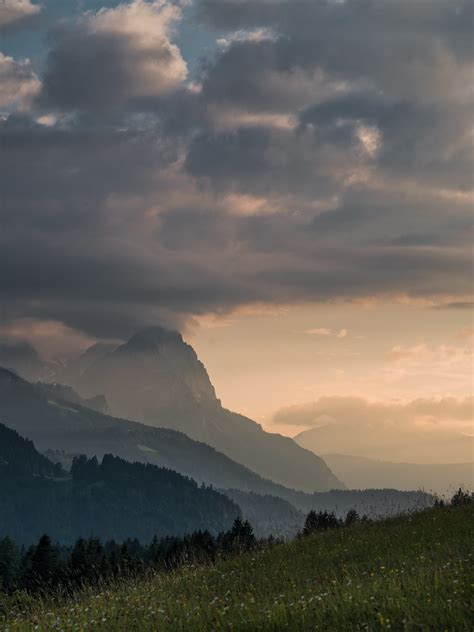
[300,509,370,536]
[0,451,240,545]
[0,424,63,479]
[300,488,472,537]
[0,489,470,605]
[434,488,474,508]
[0,518,260,597]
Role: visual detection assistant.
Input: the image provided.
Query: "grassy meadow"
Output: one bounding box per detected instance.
[1,504,472,631]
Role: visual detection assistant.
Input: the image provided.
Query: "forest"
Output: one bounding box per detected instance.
[0,423,239,544]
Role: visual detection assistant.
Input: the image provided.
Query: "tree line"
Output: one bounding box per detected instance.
[0,517,260,596]
[300,488,473,537]
[0,448,240,545]
[0,489,470,601]
[0,508,368,597]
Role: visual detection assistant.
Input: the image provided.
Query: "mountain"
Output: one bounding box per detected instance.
[39,382,110,414]
[0,368,433,519]
[0,422,62,478]
[54,327,342,493]
[0,422,239,545]
[53,341,118,385]
[294,420,473,465]
[322,454,474,496]
[0,340,52,382]
[0,367,293,494]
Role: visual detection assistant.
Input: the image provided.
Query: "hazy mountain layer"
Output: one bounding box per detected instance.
[0,423,61,478]
[0,368,294,494]
[39,382,110,415]
[55,327,342,493]
[323,454,474,496]
[0,422,239,545]
[0,368,433,518]
[294,417,473,465]
[0,340,52,382]
[220,490,304,538]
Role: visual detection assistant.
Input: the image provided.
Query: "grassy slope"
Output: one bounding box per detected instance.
[3,505,473,631]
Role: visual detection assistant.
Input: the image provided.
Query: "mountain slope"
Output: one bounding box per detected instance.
[221,489,305,538]
[323,454,474,496]
[0,422,61,478]
[39,382,110,414]
[0,368,433,518]
[0,368,289,494]
[0,421,239,544]
[294,420,473,465]
[57,327,342,493]
[6,504,473,630]
[0,340,52,382]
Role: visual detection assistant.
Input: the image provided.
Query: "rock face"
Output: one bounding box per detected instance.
[0,368,434,519]
[75,328,219,425]
[0,367,333,499]
[39,383,110,415]
[62,326,343,493]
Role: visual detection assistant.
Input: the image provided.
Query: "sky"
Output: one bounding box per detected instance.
[0,0,473,458]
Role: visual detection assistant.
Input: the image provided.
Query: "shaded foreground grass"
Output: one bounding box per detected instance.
[2,505,473,631]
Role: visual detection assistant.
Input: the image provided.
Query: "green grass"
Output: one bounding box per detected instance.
[2,505,473,631]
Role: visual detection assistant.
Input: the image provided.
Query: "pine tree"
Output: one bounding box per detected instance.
[344,509,360,526]
[24,534,61,592]
[0,537,21,592]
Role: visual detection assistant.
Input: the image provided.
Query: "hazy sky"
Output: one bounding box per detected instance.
[0,0,472,451]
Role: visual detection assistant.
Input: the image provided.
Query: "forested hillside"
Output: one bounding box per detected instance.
[0,367,331,496]
[2,501,471,631]
[0,423,62,478]
[0,368,434,520]
[0,423,239,545]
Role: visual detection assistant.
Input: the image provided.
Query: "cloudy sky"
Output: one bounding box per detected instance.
[1,0,473,453]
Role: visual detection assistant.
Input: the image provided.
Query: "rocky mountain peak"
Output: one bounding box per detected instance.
[120,326,184,353]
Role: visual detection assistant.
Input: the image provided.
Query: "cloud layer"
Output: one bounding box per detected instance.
[0,0,472,341]
[40,0,187,111]
[275,396,474,463]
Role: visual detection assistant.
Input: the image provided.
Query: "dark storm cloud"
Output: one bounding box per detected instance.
[185,122,367,200]
[201,0,474,65]
[300,97,474,190]
[192,0,474,192]
[0,0,472,342]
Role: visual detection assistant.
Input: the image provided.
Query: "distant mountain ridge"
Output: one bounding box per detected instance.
[0,422,60,478]
[39,382,110,415]
[52,326,342,493]
[294,416,473,465]
[0,367,291,494]
[0,368,433,519]
[0,340,53,382]
[0,421,239,545]
[323,454,474,496]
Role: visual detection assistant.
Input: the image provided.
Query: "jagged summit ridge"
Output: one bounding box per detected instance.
[0,328,344,492]
[122,326,184,351]
[58,327,343,493]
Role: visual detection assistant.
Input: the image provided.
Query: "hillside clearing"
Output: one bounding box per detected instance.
[2,505,472,631]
